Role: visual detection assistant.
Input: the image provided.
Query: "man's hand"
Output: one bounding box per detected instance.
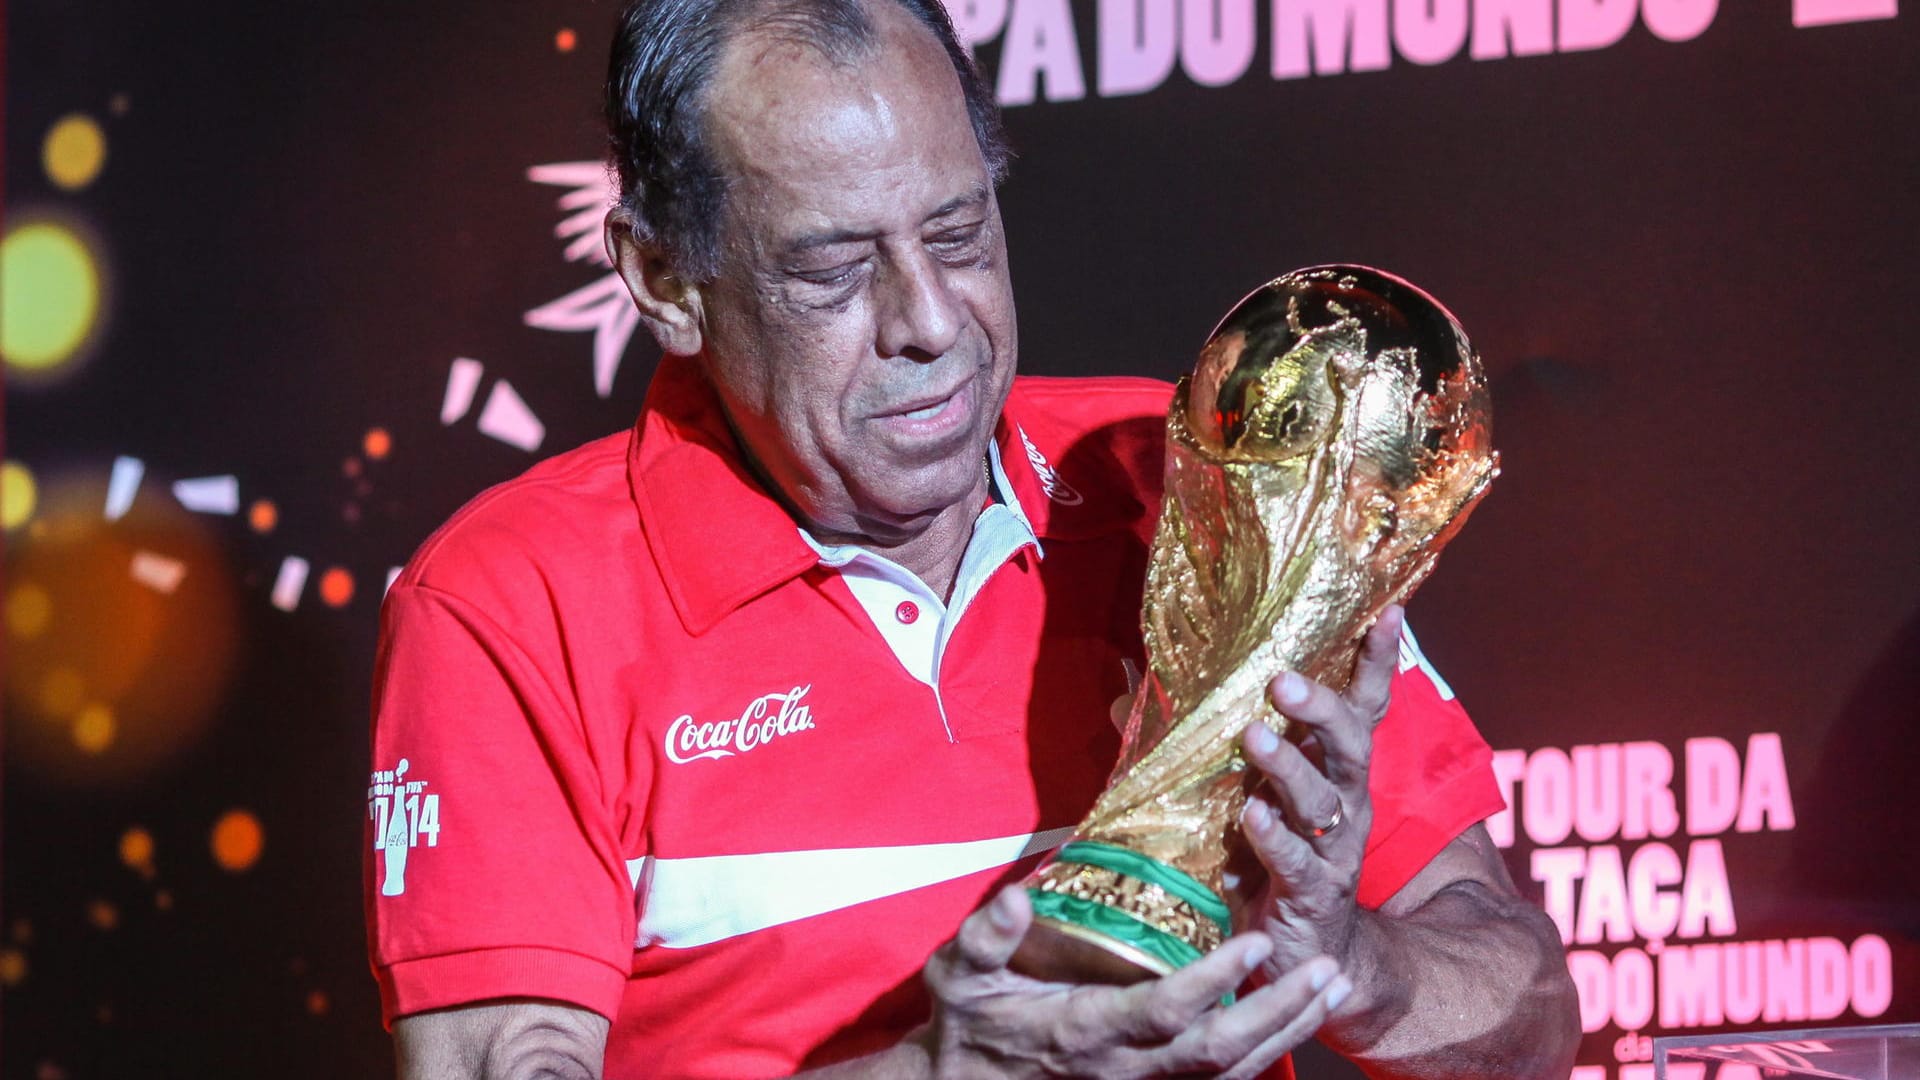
[1234,605,1402,989]
[915,885,1349,1080]
[1234,604,1581,1078]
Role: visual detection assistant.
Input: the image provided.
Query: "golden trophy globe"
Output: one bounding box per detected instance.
[1011,265,1498,985]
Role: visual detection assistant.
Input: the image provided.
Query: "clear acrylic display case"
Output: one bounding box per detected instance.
[1654,1024,1920,1078]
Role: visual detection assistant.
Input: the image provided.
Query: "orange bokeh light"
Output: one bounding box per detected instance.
[306,989,331,1016]
[0,948,25,986]
[555,27,577,52]
[120,826,155,874]
[319,567,355,608]
[5,473,239,787]
[248,499,278,533]
[7,582,53,640]
[363,427,392,460]
[211,809,264,872]
[85,899,118,931]
[72,704,116,753]
[41,667,86,717]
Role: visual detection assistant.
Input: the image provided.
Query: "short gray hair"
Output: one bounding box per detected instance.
[605,0,1012,282]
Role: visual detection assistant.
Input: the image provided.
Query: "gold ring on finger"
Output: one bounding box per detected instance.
[1308,803,1343,839]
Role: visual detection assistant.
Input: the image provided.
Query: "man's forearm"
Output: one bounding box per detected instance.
[1322,881,1579,1080]
[395,1001,610,1080]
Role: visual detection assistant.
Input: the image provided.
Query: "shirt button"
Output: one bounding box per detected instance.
[895,601,919,624]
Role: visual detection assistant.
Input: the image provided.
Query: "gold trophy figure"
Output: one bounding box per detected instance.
[1011,266,1498,985]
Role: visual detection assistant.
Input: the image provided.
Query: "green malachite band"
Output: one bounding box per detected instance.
[1054,841,1232,934]
[1027,889,1204,972]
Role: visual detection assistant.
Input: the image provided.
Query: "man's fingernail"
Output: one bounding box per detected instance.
[1242,938,1272,971]
[989,890,1020,931]
[1276,672,1308,707]
[1247,722,1279,755]
[1326,976,1352,1012]
[1309,960,1333,992]
[1243,799,1273,833]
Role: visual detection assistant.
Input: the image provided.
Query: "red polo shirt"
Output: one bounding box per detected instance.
[365,354,1502,1077]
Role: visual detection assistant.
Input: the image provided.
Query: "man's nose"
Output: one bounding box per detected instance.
[874,251,963,361]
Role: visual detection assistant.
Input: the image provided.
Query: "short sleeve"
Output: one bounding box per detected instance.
[364,584,635,1025]
[1353,623,1505,909]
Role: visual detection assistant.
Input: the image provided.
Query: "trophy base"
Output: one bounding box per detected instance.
[1009,915,1171,985]
[1011,841,1231,986]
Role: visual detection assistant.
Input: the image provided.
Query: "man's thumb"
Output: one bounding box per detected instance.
[953,885,1031,974]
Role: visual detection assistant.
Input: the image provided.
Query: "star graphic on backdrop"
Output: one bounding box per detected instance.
[525,162,640,398]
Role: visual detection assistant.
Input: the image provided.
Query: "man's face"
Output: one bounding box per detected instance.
[692,9,1017,545]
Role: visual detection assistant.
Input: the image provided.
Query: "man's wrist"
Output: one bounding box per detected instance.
[1314,906,1405,1057]
[901,1023,937,1078]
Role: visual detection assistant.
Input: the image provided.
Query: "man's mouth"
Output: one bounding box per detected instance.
[880,383,966,420]
[872,382,976,443]
[896,398,952,420]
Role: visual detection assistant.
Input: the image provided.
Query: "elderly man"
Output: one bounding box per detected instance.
[365,0,1579,1076]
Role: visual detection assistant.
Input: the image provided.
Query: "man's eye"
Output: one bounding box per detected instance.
[928,226,985,257]
[794,261,865,287]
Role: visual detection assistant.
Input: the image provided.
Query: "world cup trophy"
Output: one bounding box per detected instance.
[1010,265,1499,984]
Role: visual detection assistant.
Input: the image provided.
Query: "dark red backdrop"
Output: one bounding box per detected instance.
[5,1,1916,1076]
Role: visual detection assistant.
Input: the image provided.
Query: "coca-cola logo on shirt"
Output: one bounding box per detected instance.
[665,684,816,764]
[1017,424,1083,506]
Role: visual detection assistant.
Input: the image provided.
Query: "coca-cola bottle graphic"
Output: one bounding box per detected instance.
[380,759,412,896]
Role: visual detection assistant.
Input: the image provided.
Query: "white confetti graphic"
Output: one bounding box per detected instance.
[477,380,545,452]
[271,556,311,612]
[442,357,485,425]
[173,475,240,515]
[106,456,145,520]
[130,550,188,594]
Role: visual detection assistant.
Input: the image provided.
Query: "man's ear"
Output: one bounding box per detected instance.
[606,208,706,357]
